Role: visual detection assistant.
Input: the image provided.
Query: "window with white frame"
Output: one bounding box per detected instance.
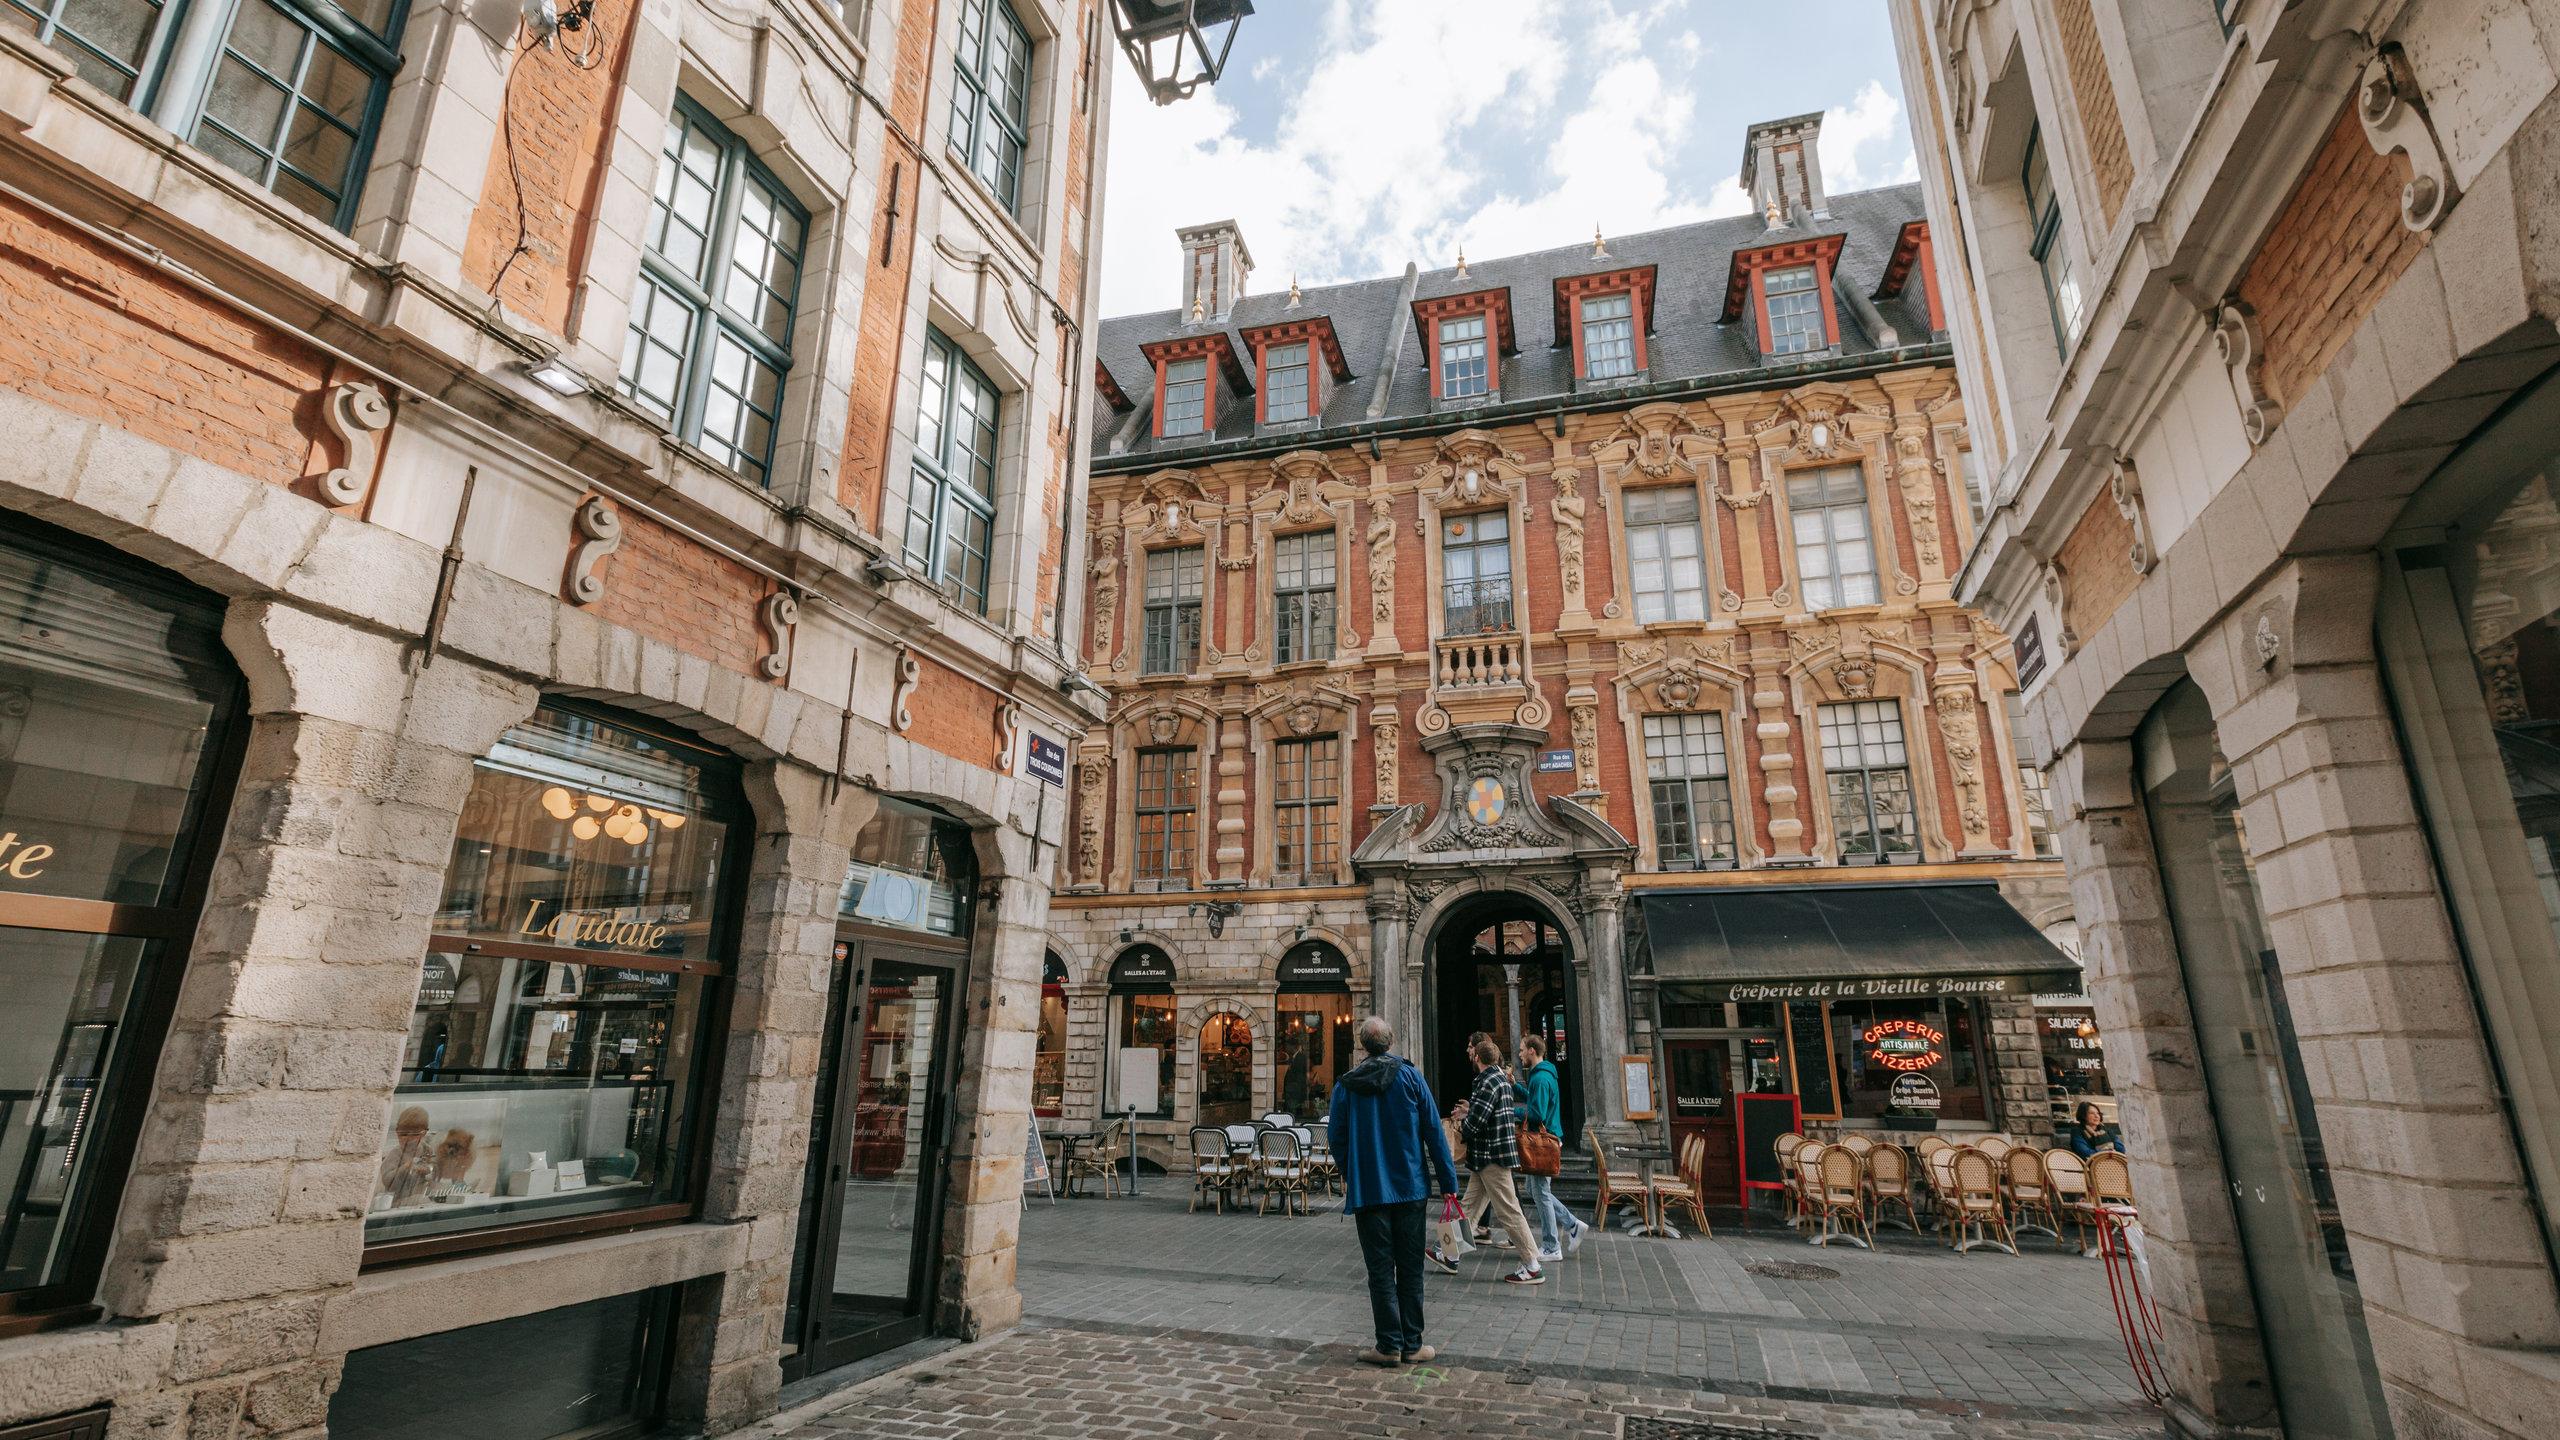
[2023,126,2084,350]
[949,0,1032,213]
[1645,713,1736,869]
[900,329,1001,610]
[1272,736,1341,882]
[1441,511,1513,634]
[1764,265,1826,355]
[1820,700,1919,863]
[2008,692,2058,858]
[1582,293,1636,378]
[1160,357,1208,437]
[621,100,806,488]
[1274,530,1336,665]
[12,0,408,231]
[1960,446,1987,526]
[1142,546,1203,674]
[1624,486,1707,623]
[1134,747,1196,884]
[1788,466,1879,610]
[1438,314,1489,398]
[1264,342,1312,422]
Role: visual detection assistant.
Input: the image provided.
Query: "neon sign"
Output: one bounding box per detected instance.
[1862,1018,1945,1072]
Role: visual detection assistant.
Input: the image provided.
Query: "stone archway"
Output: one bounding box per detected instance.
[1419,889,1587,1147]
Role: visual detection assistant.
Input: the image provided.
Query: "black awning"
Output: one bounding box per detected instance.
[1637,881,2079,1003]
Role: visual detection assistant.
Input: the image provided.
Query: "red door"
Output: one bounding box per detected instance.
[1666,1039,1738,1205]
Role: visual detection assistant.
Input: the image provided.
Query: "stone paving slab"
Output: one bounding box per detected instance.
[753,1321,2157,1440]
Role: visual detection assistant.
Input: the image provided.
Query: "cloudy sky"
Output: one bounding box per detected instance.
[1097,0,1919,318]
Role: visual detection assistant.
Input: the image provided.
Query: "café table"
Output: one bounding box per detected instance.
[1616,1142,1681,1238]
[1047,1128,1098,1198]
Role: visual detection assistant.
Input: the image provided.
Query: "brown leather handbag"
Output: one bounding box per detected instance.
[1519,1122,1562,1178]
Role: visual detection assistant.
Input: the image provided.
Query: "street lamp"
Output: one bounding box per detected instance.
[1111,0,1253,105]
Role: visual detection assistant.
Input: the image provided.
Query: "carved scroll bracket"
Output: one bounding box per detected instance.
[566,495,622,605]
[319,382,392,506]
[2357,46,2457,232]
[891,644,920,732]
[2211,300,2282,447]
[757,591,799,680]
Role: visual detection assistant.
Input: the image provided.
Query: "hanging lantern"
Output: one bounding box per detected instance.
[1111,0,1254,106]
[539,786,577,820]
[572,815,602,841]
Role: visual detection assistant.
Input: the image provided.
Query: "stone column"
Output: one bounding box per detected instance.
[1581,877,1629,1130]
[2187,556,2560,1428]
[2049,733,2278,1434]
[666,763,853,1431]
[1364,885,1408,1041]
[100,600,537,1438]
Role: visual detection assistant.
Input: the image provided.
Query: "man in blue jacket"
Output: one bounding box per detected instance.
[1329,1015,1460,1367]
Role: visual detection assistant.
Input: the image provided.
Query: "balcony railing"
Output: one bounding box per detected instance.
[1437,632,1524,690]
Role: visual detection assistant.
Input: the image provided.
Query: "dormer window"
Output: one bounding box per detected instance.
[1265,343,1311,421]
[1765,266,1825,355]
[1439,315,1490,398]
[1582,295,1637,378]
[1161,358,1208,437]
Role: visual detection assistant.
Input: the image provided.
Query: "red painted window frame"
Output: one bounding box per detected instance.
[1554,265,1657,380]
[1722,235,1846,355]
[1238,316,1353,424]
[1139,333,1250,439]
[1411,288,1515,401]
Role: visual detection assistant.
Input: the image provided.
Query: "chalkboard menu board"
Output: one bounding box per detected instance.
[1786,1003,1836,1116]
[1738,1093,1802,1193]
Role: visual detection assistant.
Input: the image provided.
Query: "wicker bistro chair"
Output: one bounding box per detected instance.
[1866,1140,1922,1233]
[1597,1145,1654,1233]
[2004,1145,2061,1241]
[1302,1121,1339,1195]
[1188,1126,1238,1213]
[1071,1118,1126,1199]
[1975,1135,2014,1164]
[2087,1150,2136,1208]
[1949,1148,2019,1255]
[1810,1145,1874,1249]
[1255,1128,1309,1216]
[1838,1132,1876,1157]
[1792,1140,1829,1230]
[1925,1146,1963,1243]
[1262,1112,1295,1128]
[1771,1132,1805,1226]
[1222,1123,1260,1183]
[2043,1149,2092,1250]
[1648,1133,1711,1237]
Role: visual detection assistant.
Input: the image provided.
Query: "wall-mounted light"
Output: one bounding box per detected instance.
[1111,0,1254,106]
[521,356,588,397]
[1189,898,1243,939]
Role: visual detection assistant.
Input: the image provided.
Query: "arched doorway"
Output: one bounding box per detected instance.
[1425,894,1581,1147]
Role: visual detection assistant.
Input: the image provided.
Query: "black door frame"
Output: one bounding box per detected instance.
[1421,891,1584,1149]
[782,932,966,1379]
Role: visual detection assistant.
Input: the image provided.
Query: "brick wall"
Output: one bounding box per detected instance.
[0,194,333,492]
[460,5,641,333]
[584,504,778,677]
[2056,486,2139,649]
[2236,103,2432,413]
[2051,0,2132,228]
[839,0,943,530]
[906,654,1005,770]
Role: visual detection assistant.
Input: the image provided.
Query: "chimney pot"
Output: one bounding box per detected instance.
[1742,112,1830,225]
[1177,220,1254,322]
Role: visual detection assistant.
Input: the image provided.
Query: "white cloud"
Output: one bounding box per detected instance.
[1819,80,1920,192]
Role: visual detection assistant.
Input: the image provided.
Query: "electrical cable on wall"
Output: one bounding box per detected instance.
[486,1,609,307]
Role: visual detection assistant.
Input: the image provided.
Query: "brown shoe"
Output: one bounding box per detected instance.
[1358,1348,1401,1367]
[1401,1345,1437,1365]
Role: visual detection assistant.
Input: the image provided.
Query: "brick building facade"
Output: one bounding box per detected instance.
[0,0,1108,1435]
[1047,112,2092,1201]
[1888,1,2560,1436]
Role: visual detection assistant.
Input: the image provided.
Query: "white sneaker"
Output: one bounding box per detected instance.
[1565,1220,1590,1255]
[1537,1247,1564,1264]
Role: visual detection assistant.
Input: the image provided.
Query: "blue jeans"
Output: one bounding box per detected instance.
[1353,1199,1427,1355]
[1517,1173,1569,1252]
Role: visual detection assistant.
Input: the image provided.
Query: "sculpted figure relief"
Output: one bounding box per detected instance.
[1366,497,1397,629]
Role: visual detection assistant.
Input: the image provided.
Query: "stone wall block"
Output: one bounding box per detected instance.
[113,1220,359,1317]
[169,1299,325,1386]
[67,419,183,531]
[239,1358,336,1436]
[280,521,440,637]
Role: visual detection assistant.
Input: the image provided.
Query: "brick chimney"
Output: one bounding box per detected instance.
[1178,220,1253,323]
[1742,113,1829,227]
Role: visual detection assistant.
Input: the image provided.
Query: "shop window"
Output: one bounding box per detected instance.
[2037,1004,2112,1114]
[620,99,806,488]
[1825,998,1991,1123]
[0,523,242,1327]
[1788,465,1878,610]
[1158,357,1208,438]
[1132,747,1196,885]
[1274,942,1351,1120]
[901,328,1002,612]
[1274,530,1337,665]
[1580,293,1637,379]
[1106,947,1176,1118]
[12,0,405,230]
[2008,692,2058,857]
[949,0,1032,213]
[2023,126,2084,350]
[371,703,743,1256]
[1272,736,1340,883]
[839,795,977,939]
[1034,952,1068,1117]
[1263,341,1312,422]
[1141,546,1203,674]
[330,1285,678,1440]
[1198,1013,1253,1127]
[1819,700,1919,863]
[1762,265,1826,355]
[1441,511,1513,634]
[1644,713,1737,869]
[1437,314,1490,399]
[1625,486,1707,623]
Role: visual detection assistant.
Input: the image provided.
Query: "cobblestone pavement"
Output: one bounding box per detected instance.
[996,1190,2150,1417]
[757,1320,2157,1440]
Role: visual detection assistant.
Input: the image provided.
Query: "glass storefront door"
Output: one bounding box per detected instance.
[2139,681,2392,1438]
[786,942,959,1375]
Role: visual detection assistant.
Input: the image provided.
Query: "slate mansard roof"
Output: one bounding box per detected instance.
[1090,181,1939,465]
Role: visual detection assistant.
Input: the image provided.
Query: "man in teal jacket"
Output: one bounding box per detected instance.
[1330,1016,1460,1367]
[1515,1035,1589,1260]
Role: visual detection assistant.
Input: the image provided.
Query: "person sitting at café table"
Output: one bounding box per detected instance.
[2067,1101,2120,1159]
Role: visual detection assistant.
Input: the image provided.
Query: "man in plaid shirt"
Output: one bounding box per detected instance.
[1454,1037,1544,1285]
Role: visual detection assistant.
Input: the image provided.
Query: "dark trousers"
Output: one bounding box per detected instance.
[1354,1199,1428,1355]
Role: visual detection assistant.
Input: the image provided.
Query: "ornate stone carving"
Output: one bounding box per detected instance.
[1893,430,1943,570]
[1934,678,1994,849]
[1530,871,1590,918]
[2211,300,2282,446]
[2253,610,2284,672]
[2357,46,2457,232]
[1752,382,1893,459]
[891,644,920,732]
[1551,466,1588,608]
[1418,430,1528,508]
[566,495,621,605]
[995,701,1022,772]
[319,381,391,506]
[2109,453,2157,574]
[1593,401,1718,479]
[2040,558,2079,650]
[1367,496,1398,630]
[1835,653,1877,699]
[757,590,799,680]
[1089,529,1122,665]
[1372,705,1401,805]
[1569,700,1599,790]
[1146,711,1182,745]
[1074,757,1108,886]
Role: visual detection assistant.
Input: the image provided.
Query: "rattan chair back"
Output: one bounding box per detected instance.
[1917,1134,1952,1159]
[1952,1148,2002,1212]
[2087,1150,2135,1206]
[1818,1144,1863,1202]
[2003,1144,2048,1198]
[1839,1132,1875,1155]
[1974,1135,2012,1162]
[1868,1140,1910,1194]
[2043,1148,2089,1197]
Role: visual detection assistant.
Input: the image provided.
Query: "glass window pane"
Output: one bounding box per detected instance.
[332,1286,677,1440]
[29,0,167,101]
